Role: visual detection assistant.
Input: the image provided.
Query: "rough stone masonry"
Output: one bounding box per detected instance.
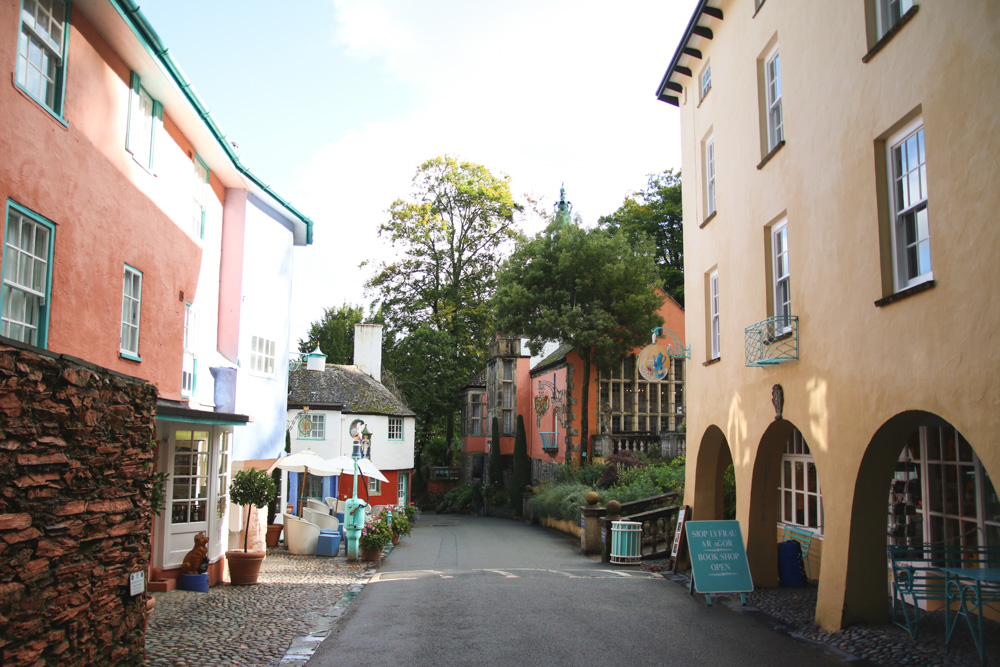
[0,340,157,666]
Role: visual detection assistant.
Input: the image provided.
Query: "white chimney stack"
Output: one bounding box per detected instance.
[354,324,383,382]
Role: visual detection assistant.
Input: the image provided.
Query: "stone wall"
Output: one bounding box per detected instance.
[0,341,157,666]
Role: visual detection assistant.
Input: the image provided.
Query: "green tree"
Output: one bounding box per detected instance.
[494,221,664,464]
[598,170,684,305]
[365,156,522,454]
[297,303,365,363]
[489,417,503,488]
[508,414,530,514]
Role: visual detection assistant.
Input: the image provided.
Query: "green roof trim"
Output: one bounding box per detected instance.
[110,0,314,245]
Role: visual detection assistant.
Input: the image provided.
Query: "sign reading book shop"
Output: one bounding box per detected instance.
[684,520,753,605]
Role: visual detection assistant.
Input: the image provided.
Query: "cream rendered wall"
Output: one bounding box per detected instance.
[676,0,999,631]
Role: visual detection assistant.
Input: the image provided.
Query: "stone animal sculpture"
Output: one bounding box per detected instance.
[180,532,209,575]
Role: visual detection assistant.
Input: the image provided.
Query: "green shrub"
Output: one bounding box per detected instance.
[436,482,482,514]
[529,482,593,523]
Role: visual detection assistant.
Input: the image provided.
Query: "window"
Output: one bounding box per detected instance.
[368,478,381,495]
[16,0,69,117]
[709,270,720,360]
[502,409,513,436]
[120,265,142,359]
[171,430,209,524]
[191,157,209,240]
[502,359,513,380]
[388,417,403,440]
[771,219,791,331]
[765,47,783,151]
[780,429,823,532]
[126,73,163,171]
[888,120,931,290]
[250,335,276,376]
[301,414,325,439]
[705,136,716,217]
[181,303,197,397]
[470,394,483,435]
[877,0,915,38]
[2,202,53,347]
[700,63,712,100]
[397,473,407,506]
[216,431,230,519]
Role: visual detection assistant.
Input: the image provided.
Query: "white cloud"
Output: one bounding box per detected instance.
[287,0,691,343]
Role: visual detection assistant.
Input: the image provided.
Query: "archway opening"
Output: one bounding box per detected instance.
[693,425,733,522]
[844,411,999,627]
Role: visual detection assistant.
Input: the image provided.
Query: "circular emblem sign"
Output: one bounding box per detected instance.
[637,344,669,382]
[349,419,366,439]
[297,416,312,436]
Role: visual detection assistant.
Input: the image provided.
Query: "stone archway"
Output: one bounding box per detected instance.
[692,425,733,521]
[842,410,998,626]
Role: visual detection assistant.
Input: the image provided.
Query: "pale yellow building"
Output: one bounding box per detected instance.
[657,0,999,631]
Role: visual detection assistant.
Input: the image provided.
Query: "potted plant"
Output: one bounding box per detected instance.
[390,509,411,544]
[226,468,277,585]
[265,468,283,547]
[359,512,391,561]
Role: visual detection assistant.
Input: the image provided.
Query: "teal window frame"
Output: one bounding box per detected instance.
[126,72,163,172]
[2,200,55,348]
[16,0,70,121]
[120,264,142,361]
[300,413,326,440]
[388,416,403,441]
[192,155,209,240]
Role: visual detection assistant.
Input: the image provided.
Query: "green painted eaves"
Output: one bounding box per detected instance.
[109,0,314,245]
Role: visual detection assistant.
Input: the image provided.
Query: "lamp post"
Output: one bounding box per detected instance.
[345,423,371,561]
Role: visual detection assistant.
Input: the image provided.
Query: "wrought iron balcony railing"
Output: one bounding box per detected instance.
[745,315,798,367]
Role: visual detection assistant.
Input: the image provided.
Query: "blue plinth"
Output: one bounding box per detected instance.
[317,531,341,557]
[178,573,209,592]
[336,512,344,526]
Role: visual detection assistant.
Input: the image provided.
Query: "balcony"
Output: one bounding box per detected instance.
[745,315,798,367]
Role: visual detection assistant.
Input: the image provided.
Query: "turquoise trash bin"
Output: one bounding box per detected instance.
[610,520,642,565]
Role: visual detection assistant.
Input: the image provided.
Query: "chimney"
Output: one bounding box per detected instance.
[354,323,383,382]
[305,346,326,372]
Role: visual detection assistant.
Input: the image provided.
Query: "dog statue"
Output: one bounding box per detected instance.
[180,532,209,575]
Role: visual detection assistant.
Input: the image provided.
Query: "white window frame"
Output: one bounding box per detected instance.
[120,264,142,359]
[877,0,915,39]
[705,136,716,216]
[181,303,197,397]
[397,474,406,506]
[709,270,720,360]
[126,72,163,172]
[779,429,823,533]
[16,0,68,117]
[765,46,783,151]
[368,477,381,495]
[388,417,403,440]
[250,335,277,377]
[2,202,53,347]
[888,118,931,291]
[171,429,211,525]
[700,62,712,100]
[303,413,325,440]
[216,431,230,520]
[772,219,791,332]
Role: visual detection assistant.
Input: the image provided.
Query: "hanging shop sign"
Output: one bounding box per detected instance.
[637,344,670,382]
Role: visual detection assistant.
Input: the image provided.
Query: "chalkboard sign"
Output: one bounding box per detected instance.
[685,520,753,597]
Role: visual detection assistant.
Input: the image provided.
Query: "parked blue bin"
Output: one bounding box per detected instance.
[610,520,642,565]
[316,530,341,557]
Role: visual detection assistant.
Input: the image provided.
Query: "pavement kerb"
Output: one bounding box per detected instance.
[277,544,391,665]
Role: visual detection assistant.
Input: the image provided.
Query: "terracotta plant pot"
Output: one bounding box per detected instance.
[361,546,382,562]
[391,533,400,546]
[226,550,266,585]
[265,524,282,547]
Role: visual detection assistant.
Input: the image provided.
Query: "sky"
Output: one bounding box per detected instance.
[139,0,696,345]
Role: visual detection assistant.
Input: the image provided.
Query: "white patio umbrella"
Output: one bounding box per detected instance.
[324,455,389,483]
[277,449,349,516]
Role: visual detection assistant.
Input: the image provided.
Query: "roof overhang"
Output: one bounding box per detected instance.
[156,401,249,426]
[655,0,724,106]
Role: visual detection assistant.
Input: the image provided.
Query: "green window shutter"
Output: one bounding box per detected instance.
[151,100,164,173]
[126,72,141,154]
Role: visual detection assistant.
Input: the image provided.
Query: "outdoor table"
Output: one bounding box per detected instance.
[940,566,1000,665]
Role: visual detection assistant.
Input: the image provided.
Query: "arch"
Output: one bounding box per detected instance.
[842,410,996,626]
[693,425,733,521]
[746,418,797,587]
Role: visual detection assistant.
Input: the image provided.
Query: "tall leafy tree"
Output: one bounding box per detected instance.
[599,169,684,305]
[297,303,365,362]
[365,156,522,454]
[494,221,664,464]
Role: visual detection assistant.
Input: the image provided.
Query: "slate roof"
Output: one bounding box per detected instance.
[287,365,415,417]
[460,367,487,390]
[531,343,574,375]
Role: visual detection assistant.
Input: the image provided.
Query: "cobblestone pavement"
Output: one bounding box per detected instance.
[144,545,383,667]
[642,560,1000,666]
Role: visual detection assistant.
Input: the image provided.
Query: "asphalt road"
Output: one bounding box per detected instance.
[307,514,843,666]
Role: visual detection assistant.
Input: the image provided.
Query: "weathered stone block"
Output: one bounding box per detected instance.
[0,513,32,531]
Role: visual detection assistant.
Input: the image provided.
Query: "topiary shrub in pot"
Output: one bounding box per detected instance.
[227,468,277,585]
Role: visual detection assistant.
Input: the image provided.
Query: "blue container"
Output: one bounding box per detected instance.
[336,512,345,526]
[610,521,642,565]
[178,573,209,593]
[778,540,806,586]
[316,531,341,557]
